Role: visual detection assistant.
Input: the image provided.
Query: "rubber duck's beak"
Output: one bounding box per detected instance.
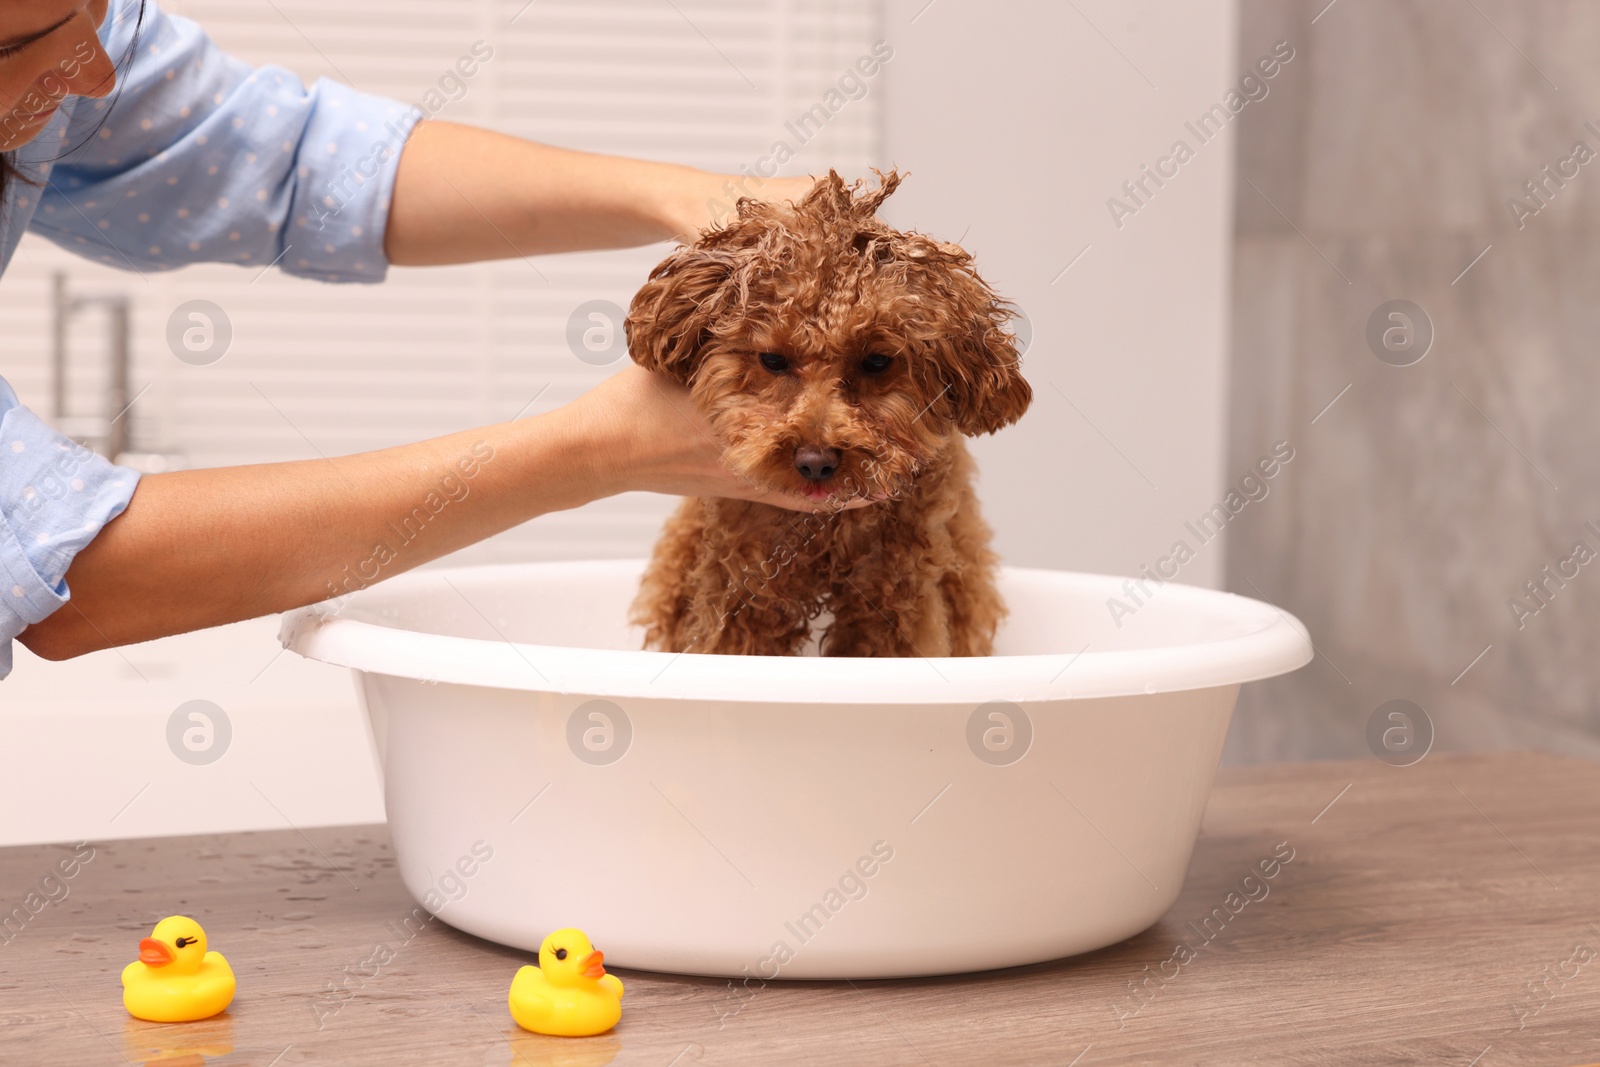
[138,938,175,967]
[580,949,606,979]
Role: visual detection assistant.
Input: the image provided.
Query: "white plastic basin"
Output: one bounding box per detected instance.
[280,560,1310,979]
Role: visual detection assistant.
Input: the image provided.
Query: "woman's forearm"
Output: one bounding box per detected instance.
[17,404,620,660]
[18,366,840,661]
[383,122,808,264]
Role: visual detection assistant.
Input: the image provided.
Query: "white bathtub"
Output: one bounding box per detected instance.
[280,560,1310,979]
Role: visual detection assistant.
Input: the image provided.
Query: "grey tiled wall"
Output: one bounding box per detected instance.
[1223,0,1600,763]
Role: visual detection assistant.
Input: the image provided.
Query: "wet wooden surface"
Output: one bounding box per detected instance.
[2,751,1598,1066]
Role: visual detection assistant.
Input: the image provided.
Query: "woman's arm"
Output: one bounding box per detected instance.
[17,3,809,279]
[17,367,816,660]
[383,122,812,263]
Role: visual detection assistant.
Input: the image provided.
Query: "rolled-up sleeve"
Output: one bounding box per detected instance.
[0,380,140,679]
[26,0,421,283]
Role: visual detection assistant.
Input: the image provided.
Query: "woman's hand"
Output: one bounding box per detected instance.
[565,364,864,512]
[663,174,817,243]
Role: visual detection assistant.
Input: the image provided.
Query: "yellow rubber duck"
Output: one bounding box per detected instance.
[508,928,624,1037]
[121,916,236,1022]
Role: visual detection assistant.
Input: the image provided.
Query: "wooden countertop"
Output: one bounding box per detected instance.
[3,751,1598,1066]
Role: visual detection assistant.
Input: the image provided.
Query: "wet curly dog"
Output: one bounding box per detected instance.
[626,170,1031,656]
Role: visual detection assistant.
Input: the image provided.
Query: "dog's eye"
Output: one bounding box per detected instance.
[861,353,892,375]
[758,352,789,373]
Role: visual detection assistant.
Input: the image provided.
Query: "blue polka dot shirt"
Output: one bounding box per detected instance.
[0,0,422,675]
[1,0,421,281]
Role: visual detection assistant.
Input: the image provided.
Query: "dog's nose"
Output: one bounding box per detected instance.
[794,445,841,482]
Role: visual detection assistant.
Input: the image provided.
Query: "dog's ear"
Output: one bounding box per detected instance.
[942,306,1033,435]
[900,253,1033,436]
[625,246,736,384]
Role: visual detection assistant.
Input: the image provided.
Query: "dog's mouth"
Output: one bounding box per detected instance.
[791,470,902,508]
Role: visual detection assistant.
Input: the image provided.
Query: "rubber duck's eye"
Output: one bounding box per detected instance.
[758,352,789,373]
[861,353,892,375]
[554,948,568,960]
[174,937,194,948]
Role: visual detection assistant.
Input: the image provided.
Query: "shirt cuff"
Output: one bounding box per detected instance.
[0,403,140,679]
[0,505,69,676]
[281,79,424,284]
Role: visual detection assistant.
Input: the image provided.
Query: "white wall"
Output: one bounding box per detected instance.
[879,0,1238,585]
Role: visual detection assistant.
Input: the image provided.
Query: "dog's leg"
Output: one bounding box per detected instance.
[937,445,1005,657]
[630,498,707,652]
[633,499,817,655]
[939,524,1004,656]
[817,503,952,658]
[820,443,1004,657]
[821,570,950,657]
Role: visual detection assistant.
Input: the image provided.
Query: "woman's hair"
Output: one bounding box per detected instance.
[0,2,146,221]
[0,156,24,211]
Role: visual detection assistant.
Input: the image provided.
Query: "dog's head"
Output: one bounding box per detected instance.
[625,170,1032,503]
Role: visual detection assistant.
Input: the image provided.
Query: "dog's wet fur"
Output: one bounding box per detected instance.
[626,170,1032,656]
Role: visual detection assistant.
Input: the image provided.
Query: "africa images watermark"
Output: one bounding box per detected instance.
[0,38,97,143]
[1108,840,1296,1030]
[1505,120,1600,231]
[714,840,896,1028]
[1107,440,1295,628]
[1507,520,1600,631]
[18,438,99,516]
[0,842,96,948]
[306,40,495,231]
[1106,40,1296,230]
[320,440,495,608]
[1513,938,1594,1031]
[704,40,896,226]
[311,840,494,1028]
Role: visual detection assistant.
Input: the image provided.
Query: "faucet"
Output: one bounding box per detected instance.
[51,271,132,461]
